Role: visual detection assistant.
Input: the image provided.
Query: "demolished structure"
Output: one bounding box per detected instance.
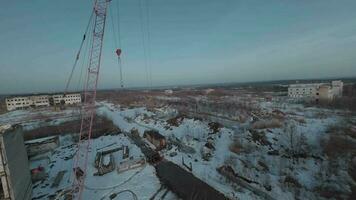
[143,130,166,150]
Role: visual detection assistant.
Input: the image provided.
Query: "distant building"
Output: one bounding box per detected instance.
[205,88,215,94]
[0,124,32,200]
[331,80,343,97]
[288,83,322,98]
[50,93,81,105]
[164,90,173,95]
[288,80,343,101]
[5,93,81,111]
[5,95,49,111]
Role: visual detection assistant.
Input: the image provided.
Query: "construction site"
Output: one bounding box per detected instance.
[1,85,356,200]
[1,0,356,200]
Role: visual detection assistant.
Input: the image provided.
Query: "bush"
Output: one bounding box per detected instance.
[321,134,356,158]
[229,140,243,154]
[251,119,282,129]
[250,130,272,146]
[284,175,301,188]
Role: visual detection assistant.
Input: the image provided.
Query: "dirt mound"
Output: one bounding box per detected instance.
[166,115,186,127]
[208,122,222,134]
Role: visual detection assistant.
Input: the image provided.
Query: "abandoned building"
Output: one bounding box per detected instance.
[143,130,166,150]
[5,93,81,111]
[288,80,343,101]
[0,124,32,200]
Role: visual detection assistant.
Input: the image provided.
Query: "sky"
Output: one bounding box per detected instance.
[1,0,356,94]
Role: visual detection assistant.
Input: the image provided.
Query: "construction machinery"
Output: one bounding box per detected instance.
[72,0,112,199]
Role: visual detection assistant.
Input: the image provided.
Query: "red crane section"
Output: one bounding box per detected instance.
[72,0,111,199]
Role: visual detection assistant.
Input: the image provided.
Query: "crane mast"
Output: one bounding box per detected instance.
[72,0,111,199]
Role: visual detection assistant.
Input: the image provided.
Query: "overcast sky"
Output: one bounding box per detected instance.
[1,0,356,94]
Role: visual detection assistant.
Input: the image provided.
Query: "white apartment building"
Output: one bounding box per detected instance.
[5,95,49,111]
[288,80,343,101]
[51,93,81,105]
[5,93,81,111]
[288,83,322,98]
[31,95,50,107]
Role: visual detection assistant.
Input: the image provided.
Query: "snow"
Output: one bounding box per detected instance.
[11,97,353,200]
[95,99,353,200]
[30,133,164,200]
[0,107,79,130]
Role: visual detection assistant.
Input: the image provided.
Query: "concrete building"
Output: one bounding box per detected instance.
[51,93,81,105]
[5,93,81,111]
[164,89,173,95]
[5,95,50,111]
[331,80,343,97]
[288,80,343,101]
[317,85,334,101]
[5,97,31,111]
[30,95,49,107]
[0,124,32,200]
[288,83,322,98]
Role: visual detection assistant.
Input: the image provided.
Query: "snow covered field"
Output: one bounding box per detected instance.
[2,93,355,200]
[95,98,355,200]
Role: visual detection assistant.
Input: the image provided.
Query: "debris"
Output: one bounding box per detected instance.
[31,166,47,183]
[208,122,222,134]
[143,130,166,150]
[166,115,186,127]
[122,145,130,159]
[182,156,192,172]
[169,152,178,157]
[168,136,196,154]
[117,157,146,173]
[94,153,116,176]
[74,167,84,180]
[51,170,67,188]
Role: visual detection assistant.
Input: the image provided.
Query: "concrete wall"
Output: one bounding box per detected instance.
[317,85,334,101]
[25,136,59,157]
[0,125,32,200]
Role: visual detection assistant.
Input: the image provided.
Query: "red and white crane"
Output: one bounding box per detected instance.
[72,0,112,199]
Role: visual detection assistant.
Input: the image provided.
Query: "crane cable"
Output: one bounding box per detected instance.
[64,10,94,95]
[76,15,94,93]
[109,2,124,88]
[116,0,124,88]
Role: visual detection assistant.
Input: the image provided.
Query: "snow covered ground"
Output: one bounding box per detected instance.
[2,96,354,200]
[30,133,176,200]
[0,106,80,130]
[96,99,354,200]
